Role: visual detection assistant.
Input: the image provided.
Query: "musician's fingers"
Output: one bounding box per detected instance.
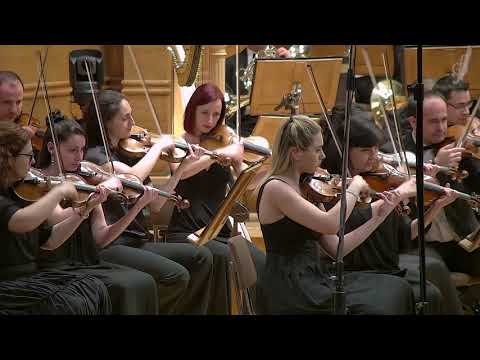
[187,143,194,157]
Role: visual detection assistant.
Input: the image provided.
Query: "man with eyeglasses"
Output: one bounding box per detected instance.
[433,75,479,130]
[433,75,480,195]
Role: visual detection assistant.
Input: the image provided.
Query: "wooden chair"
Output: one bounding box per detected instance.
[450,272,480,315]
[227,235,258,315]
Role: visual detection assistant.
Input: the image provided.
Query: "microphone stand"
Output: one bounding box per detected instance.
[413,45,428,315]
[333,45,356,315]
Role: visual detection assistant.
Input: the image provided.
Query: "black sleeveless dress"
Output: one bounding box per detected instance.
[256,178,415,315]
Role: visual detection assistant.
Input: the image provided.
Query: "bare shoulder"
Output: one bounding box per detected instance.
[262,178,299,201]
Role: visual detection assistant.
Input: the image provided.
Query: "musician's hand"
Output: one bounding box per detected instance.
[424,162,441,178]
[216,143,244,165]
[98,177,123,193]
[376,190,402,216]
[141,131,152,145]
[86,185,110,210]
[276,47,291,58]
[181,144,206,167]
[21,125,36,139]
[394,178,417,200]
[137,186,161,207]
[56,182,78,201]
[349,175,369,194]
[153,135,175,154]
[433,184,459,209]
[434,143,464,168]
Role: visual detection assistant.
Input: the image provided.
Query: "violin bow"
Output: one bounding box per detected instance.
[37,50,64,178]
[380,52,411,178]
[456,46,472,81]
[361,48,405,172]
[126,45,163,135]
[84,59,117,176]
[304,62,347,176]
[27,46,49,127]
[457,93,480,148]
[235,45,241,139]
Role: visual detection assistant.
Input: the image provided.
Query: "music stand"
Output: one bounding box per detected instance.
[249,57,344,116]
[188,161,264,247]
[403,46,480,97]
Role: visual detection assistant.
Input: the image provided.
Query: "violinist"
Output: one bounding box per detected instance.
[166,83,266,315]
[385,91,480,279]
[36,117,159,315]
[433,75,478,129]
[0,71,23,123]
[432,75,480,194]
[84,89,214,315]
[0,121,111,314]
[256,114,416,314]
[323,109,463,314]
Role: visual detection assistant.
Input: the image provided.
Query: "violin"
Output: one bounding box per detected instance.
[119,125,230,166]
[14,168,123,208]
[434,125,480,161]
[15,113,47,152]
[378,150,469,182]
[200,125,272,165]
[300,168,374,207]
[119,125,187,162]
[74,160,190,209]
[362,161,480,210]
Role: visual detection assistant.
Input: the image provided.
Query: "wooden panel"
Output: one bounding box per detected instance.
[122,45,174,176]
[0,45,125,126]
[403,46,480,98]
[103,45,124,91]
[0,45,104,127]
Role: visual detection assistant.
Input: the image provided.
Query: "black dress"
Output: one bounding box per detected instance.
[256,178,415,315]
[342,205,447,314]
[85,145,213,314]
[38,218,158,315]
[167,162,266,314]
[0,190,111,315]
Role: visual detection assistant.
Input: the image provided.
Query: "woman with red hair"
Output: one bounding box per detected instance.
[167,83,266,314]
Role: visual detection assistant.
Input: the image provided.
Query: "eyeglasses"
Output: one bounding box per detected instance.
[447,100,474,110]
[17,153,35,162]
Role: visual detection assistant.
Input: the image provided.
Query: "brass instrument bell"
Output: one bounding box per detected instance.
[370,79,408,129]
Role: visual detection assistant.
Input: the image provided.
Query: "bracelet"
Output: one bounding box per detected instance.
[345,189,359,202]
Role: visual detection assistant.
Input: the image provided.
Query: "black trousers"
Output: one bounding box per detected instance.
[99,238,213,315]
[400,253,464,315]
[427,241,480,276]
[167,233,266,315]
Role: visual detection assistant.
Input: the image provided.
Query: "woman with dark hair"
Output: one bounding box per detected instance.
[256,114,416,314]
[0,121,111,314]
[166,83,266,314]
[322,110,463,314]
[36,117,159,314]
[84,90,214,315]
